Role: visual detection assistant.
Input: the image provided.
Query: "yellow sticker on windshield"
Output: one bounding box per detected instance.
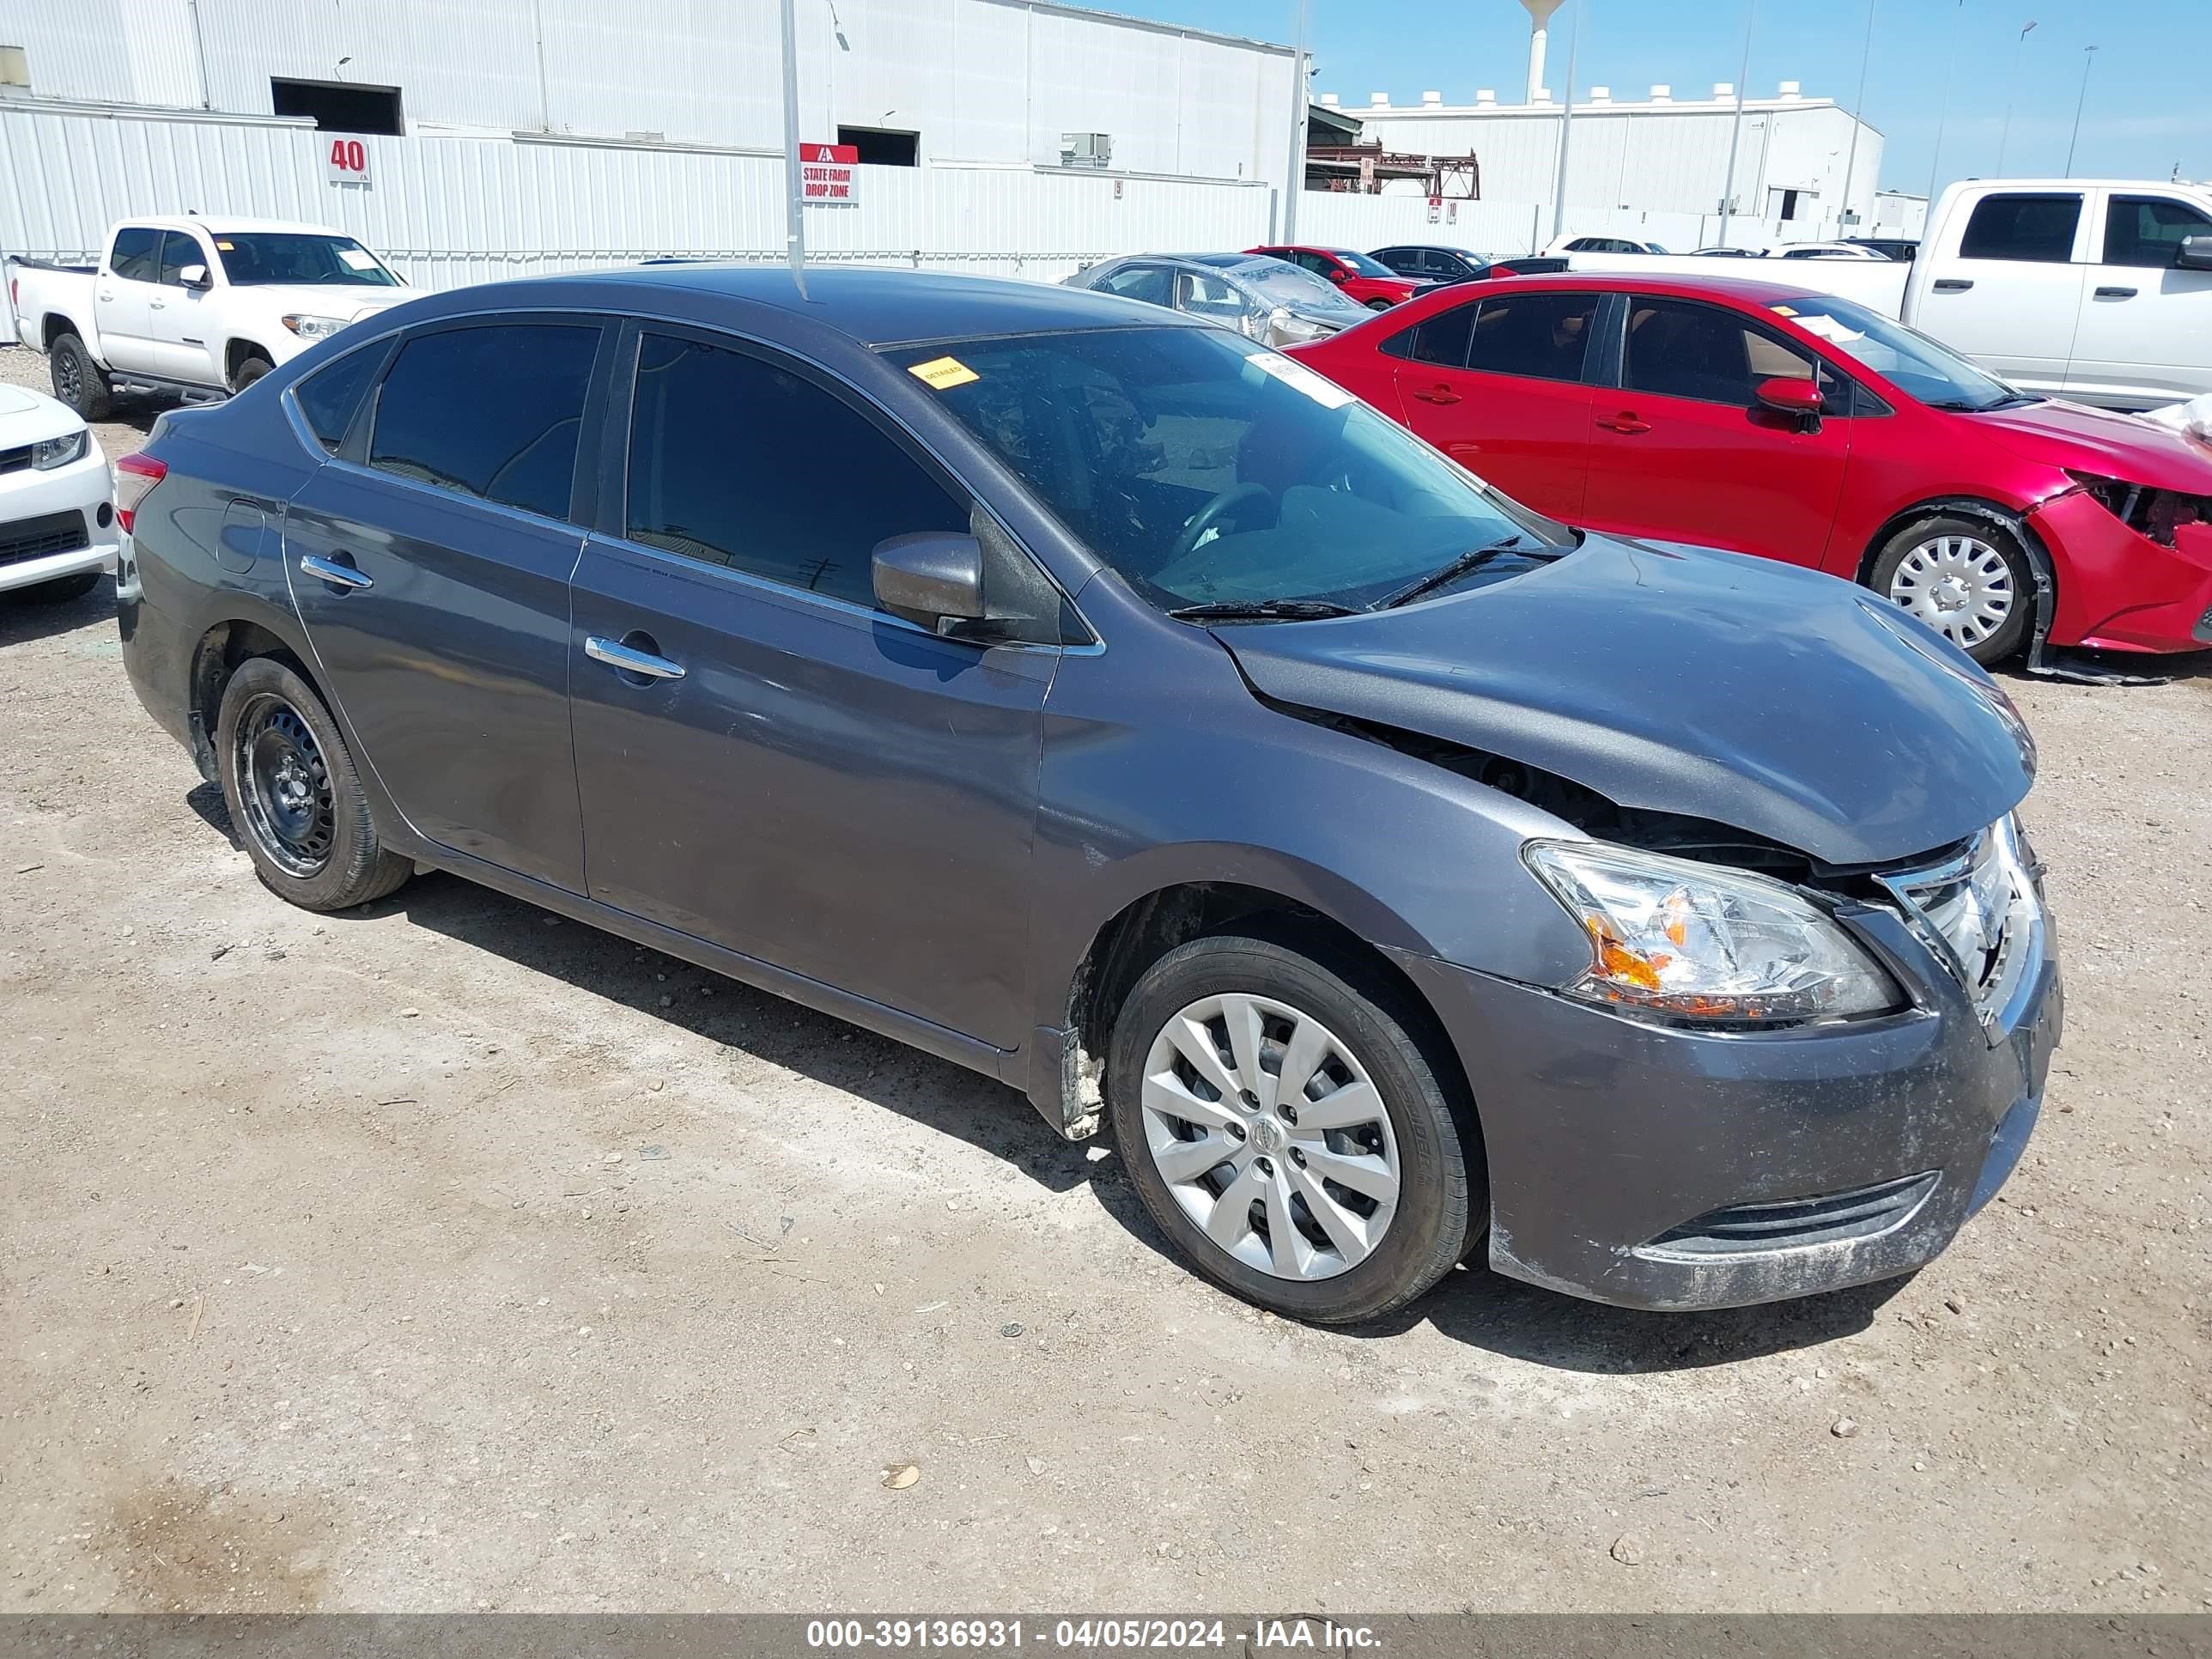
[1769,304,1797,316]
[215,240,236,251]
[908,356,980,391]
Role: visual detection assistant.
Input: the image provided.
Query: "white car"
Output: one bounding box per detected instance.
[1774,240,1894,260]
[0,383,117,603]
[1547,234,1670,256]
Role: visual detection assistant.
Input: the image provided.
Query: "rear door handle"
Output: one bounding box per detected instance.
[298,553,373,591]
[1598,413,1650,434]
[1409,383,1462,405]
[586,634,686,682]
[2094,285,2138,299]
[1932,277,1974,292]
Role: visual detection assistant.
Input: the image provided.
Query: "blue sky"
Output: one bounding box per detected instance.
[1113,0,2210,196]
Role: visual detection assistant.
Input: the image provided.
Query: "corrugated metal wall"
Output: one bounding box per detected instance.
[0,103,1280,294]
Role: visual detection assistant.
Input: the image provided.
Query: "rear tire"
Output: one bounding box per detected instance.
[231,354,274,392]
[1868,514,2033,666]
[1107,933,1481,1325]
[216,656,413,912]
[49,333,112,422]
[12,570,103,605]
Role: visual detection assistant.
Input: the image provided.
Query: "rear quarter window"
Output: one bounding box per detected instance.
[293,343,386,455]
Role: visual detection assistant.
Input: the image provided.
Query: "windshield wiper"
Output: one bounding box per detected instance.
[1374,535,1528,610]
[1166,599,1360,623]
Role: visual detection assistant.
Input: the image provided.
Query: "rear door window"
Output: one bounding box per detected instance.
[624,331,969,611]
[110,228,161,283]
[2101,194,2212,268]
[1464,290,1600,382]
[1959,193,2082,263]
[368,323,600,520]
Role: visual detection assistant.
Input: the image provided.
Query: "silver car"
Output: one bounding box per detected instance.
[1065,253,1372,347]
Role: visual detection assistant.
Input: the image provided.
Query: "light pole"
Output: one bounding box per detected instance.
[1996,20,2036,175]
[1284,0,1311,241]
[1925,0,1963,207]
[780,0,808,298]
[1838,0,1876,235]
[1717,0,1757,246]
[1548,0,1582,241]
[2065,45,2098,176]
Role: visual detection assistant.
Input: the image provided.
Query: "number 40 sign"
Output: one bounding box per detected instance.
[325,137,373,189]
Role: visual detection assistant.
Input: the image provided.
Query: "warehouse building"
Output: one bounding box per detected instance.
[1334,80,1885,242]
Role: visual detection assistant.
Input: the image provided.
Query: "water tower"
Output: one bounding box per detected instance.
[1520,0,1565,102]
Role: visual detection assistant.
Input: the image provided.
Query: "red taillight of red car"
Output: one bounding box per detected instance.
[113,452,168,534]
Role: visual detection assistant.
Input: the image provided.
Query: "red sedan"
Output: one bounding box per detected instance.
[1245,245,1419,310]
[1292,272,2212,665]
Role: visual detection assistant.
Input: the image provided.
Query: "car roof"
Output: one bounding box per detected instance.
[122,216,353,237]
[1455,270,1829,306]
[466,263,1191,348]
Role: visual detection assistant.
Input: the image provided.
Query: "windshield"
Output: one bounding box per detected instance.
[214,233,400,288]
[1328,249,1398,278]
[1769,295,2023,412]
[890,326,1566,614]
[1236,262,1368,315]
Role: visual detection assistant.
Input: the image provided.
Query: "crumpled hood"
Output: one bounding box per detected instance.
[1220,535,2036,866]
[1966,398,2212,495]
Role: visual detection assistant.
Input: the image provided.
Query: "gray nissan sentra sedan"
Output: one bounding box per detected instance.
[112,265,2059,1324]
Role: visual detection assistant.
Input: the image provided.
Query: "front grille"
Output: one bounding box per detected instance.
[0,444,30,476]
[1642,1171,1939,1258]
[1878,818,2042,1031]
[0,509,91,569]
[1645,1168,1937,1256]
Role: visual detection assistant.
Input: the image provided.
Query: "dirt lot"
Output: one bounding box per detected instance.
[2,344,2208,1615]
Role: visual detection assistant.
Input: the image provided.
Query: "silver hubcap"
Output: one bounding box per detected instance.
[1139,993,1401,1281]
[1889,534,2014,648]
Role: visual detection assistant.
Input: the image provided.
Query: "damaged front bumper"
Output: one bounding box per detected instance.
[1389,893,2062,1312]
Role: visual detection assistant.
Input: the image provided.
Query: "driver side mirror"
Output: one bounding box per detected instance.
[872,532,985,635]
[1755,376,1826,424]
[2176,234,2212,272]
[178,263,211,290]
[1328,269,1350,284]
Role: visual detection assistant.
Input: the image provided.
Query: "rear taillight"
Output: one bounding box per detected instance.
[114,452,167,534]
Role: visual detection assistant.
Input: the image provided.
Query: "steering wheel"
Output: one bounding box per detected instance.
[1166,483,1278,565]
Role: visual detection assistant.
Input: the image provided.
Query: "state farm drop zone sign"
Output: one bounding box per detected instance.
[800,143,859,207]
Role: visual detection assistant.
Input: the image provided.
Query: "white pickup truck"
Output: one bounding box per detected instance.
[1561,179,2212,409]
[8,216,410,419]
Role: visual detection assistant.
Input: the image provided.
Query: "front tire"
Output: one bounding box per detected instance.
[216,656,412,911]
[1107,933,1481,1325]
[1364,297,1395,311]
[50,333,112,422]
[1868,514,2033,666]
[231,354,274,392]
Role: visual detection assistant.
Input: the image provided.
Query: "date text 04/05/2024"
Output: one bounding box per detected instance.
[804,1620,1382,1650]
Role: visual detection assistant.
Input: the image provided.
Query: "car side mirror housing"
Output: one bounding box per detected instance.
[179,263,211,289]
[1755,376,1826,419]
[2175,234,2212,271]
[873,532,986,634]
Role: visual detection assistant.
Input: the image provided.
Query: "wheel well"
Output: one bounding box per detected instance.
[187,621,319,777]
[1855,497,2033,586]
[227,339,271,381]
[44,315,76,350]
[1066,882,1478,1128]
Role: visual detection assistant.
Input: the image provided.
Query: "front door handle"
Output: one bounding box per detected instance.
[1598,412,1651,434]
[1932,277,1974,293]
[298,553,373,591]
[1409,383,1462,405]
[586,634,686,682]
[2094,285,2138,299]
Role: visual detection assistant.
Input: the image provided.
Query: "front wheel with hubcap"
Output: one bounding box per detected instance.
[1108,933,1481,1324]
[1868,514,2033,665]
[216,656,413,911]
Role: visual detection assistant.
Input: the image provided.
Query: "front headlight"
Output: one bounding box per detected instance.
[1523,840,1905,1026]
[31,429,89,470]
[282,313,347,339]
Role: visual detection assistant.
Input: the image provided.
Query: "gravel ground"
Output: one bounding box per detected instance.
[2,344,2208,1614]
